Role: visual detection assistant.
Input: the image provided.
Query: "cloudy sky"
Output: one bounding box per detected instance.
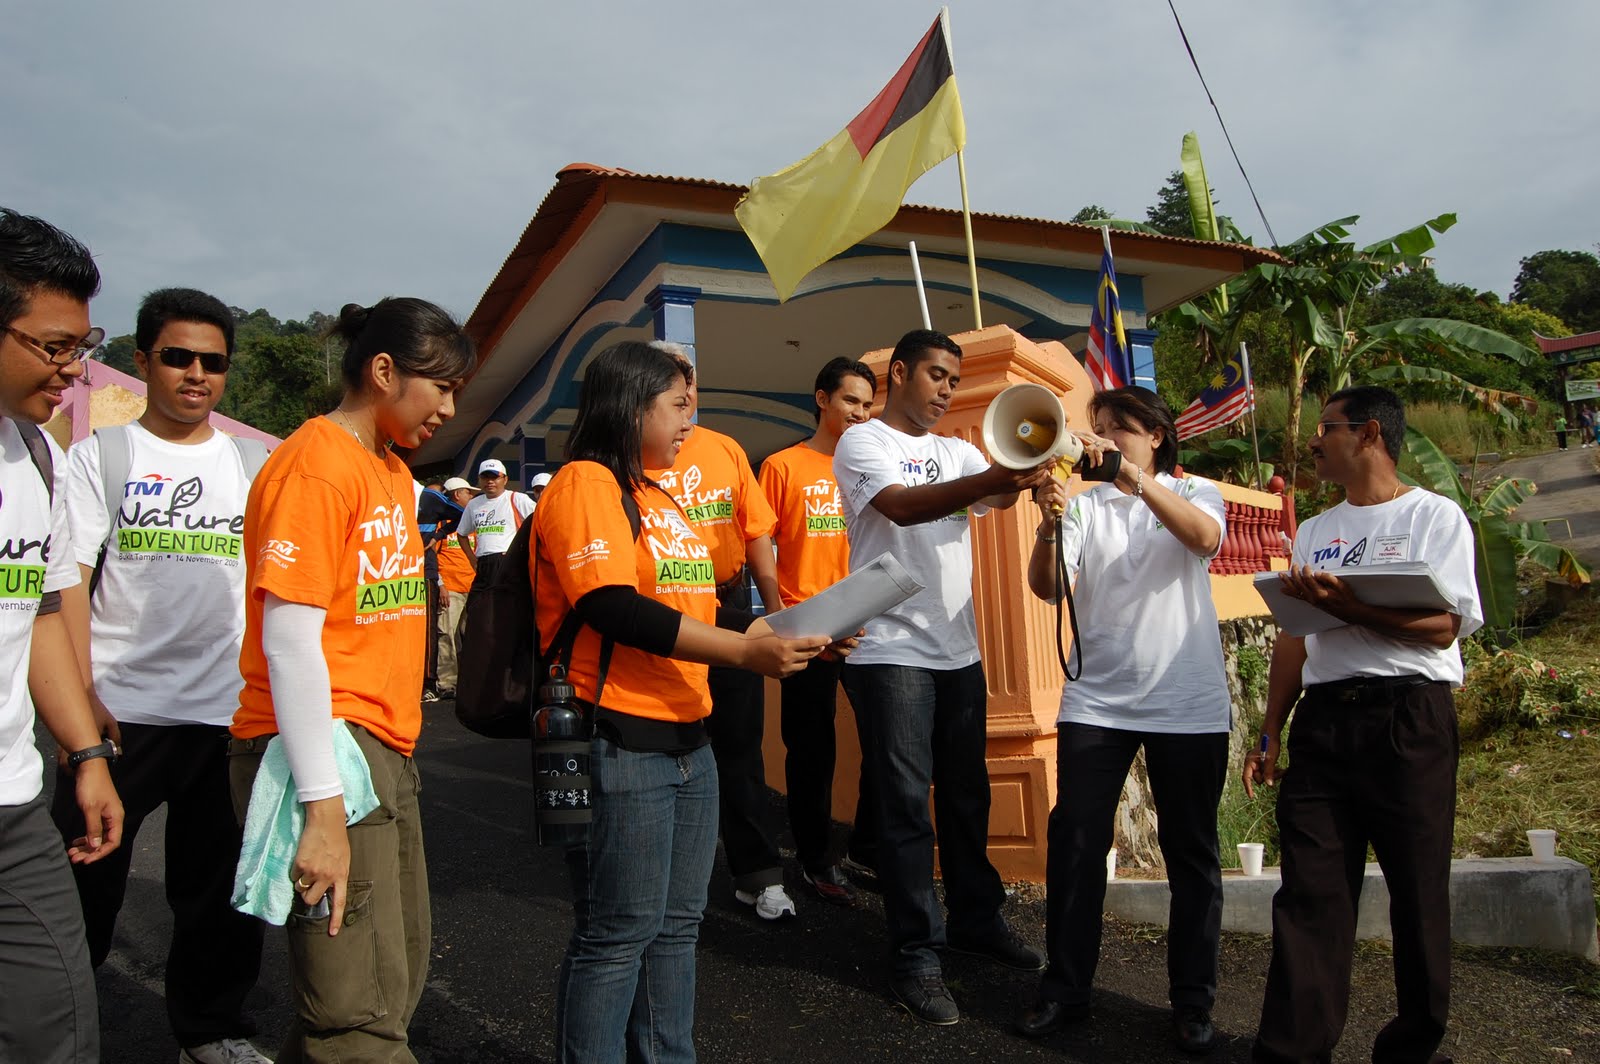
[7,1,1597,335]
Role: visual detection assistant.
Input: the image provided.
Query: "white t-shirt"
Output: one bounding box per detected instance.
[0,419,82,807]
[1294,488,1483,686]
[833,419,991,669]
[1054,474,1231,733]
[66,424,252,726]
[461,491,534,557]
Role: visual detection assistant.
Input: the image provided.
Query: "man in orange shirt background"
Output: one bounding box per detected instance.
[759,357,880,906]
[433,476,478,699]
[646,345,795,920]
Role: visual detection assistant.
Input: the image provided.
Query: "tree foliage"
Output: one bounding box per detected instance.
[1145,170,1192,237]
[93,306,340,439]
[1511,249,1600,333]
[1071,205,1116,224]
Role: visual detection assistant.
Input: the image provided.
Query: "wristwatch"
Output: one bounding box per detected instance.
[66,739,119,770]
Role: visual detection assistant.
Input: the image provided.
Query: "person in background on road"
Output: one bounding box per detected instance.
[0,207,123,1063]
[457,458,533,590]
[1579,404,1596,448]
[1244,386,1482,1064]
[1015,387,1230,1056]
[433,477,478,699]
[833,328,1051,1026]
[533,340,833,1064]
[1554,411,1568,451]
[758,355,880,906]
[420,479,447,703]
[230,297,474,1061]
[645,346,798,921]
[56,287,271,1064]
[528,470,551,503]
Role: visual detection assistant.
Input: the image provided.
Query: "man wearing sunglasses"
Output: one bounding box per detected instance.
[0,208,125,1064]
[54,288,272,1064]
[456,457,536,591]
[1243,387,1482,1064]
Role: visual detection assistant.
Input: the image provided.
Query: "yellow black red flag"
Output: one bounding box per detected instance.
[735,11,966,302]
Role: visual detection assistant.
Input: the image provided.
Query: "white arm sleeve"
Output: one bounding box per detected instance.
[262,592,343,802]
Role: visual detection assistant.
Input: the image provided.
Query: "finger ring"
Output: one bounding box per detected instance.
[295,877,311,890]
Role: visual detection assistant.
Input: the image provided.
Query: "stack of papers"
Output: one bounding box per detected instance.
[764,551,923,642]
[1252,563,1456,636]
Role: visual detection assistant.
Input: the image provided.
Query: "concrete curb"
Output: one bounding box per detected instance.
[1105,856,1599,962]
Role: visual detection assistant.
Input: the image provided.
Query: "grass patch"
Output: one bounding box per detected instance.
[1454,594,1600,903]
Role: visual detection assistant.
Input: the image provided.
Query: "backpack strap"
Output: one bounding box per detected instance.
[14,421,61,614]
[15,420,55,504]
[229,434,271,480]
[88,425,134,599]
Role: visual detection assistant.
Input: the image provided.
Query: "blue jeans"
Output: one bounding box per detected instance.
[842,662,1006,976]
[556,738,718,1064]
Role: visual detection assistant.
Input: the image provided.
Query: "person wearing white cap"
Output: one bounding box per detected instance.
[528,471,553,504]
[456,458,536,591]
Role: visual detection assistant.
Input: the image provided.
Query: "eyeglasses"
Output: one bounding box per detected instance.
[152,347,231,374]
[1315,420,1370,437]
[4,324,104,365]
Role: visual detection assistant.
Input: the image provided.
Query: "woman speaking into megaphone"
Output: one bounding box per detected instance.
[1013,386,1234,1056]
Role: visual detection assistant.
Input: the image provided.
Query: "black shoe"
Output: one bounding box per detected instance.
[801,865,858,907]
[889,972,960,1026]
[946,923,1046,972]
[1013,998,1090,1039]
[1173,1006,1215,1055]
[839,854,880,893]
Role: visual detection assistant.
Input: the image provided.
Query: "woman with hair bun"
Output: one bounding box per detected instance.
[230,297,474,1060]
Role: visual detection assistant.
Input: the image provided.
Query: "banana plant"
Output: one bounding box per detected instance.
[1402,428,1590,642]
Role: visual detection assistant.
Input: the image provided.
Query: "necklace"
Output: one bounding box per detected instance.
[332,409,400,513]
[1390,482,1404,501]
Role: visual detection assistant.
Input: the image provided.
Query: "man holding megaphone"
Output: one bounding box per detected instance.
[833,329,1055,1026]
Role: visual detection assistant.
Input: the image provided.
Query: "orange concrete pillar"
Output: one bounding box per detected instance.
[761,325,1095,882]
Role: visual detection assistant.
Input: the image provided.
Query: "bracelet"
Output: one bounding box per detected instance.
[66,739,119,770]
[1134,466,1145,500]
[1036,528,1056,543]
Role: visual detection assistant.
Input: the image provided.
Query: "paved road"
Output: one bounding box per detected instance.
[1495,444,1600,569]
[42,707,1600,1063]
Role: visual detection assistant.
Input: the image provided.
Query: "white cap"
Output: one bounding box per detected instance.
[478,458,507,477]
[529,472,553,488]
[442,476,478,493]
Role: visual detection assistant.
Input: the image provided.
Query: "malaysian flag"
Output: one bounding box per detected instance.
[1175,345,1255,440]
[1084,227,1131,391]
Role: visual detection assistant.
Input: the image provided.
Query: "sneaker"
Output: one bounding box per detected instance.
[946,922,1045,971]
[437,688,455,700]
[1172,1006,1215,1055]
[889,971,960,1025]
[801,865,858,907]
[421,688,440,703]
[180,1039,274,1064]
[734,884,797,920]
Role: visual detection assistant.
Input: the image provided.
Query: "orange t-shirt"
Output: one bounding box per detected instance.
[532,461,716,723]
[646,425,776,586]
[234,417,427,755]
[436,533,475,595]
[758,442,850,609]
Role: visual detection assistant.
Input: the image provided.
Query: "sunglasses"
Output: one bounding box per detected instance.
[1314,420,1369,437]
[152,347,231,374]
[5,324,104,365]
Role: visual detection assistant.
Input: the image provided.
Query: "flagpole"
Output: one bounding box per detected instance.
[956,151,982,331]
[1241,341,1264,491]
[908,241,932,329]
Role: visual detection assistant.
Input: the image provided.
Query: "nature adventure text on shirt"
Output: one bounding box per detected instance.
[759,442,850,608]
[646,425,775,587]
[461,491,534,557]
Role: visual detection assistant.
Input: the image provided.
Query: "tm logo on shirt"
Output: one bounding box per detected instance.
[900,457,941,484]
[1312,538,1348,565]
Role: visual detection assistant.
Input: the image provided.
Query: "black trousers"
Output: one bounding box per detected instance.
[1253,679,1458,1064]
[706,574,782,892]
[424,574,441,693]
[778,655,877,874]
[1040,723,1228,1010]
[50,722,264,1049]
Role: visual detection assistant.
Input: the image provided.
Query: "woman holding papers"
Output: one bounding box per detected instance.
[230,298,475,1060]
[1016,386,1231,1056]
[531,341,831,1064]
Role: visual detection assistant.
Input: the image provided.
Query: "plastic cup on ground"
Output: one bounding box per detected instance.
[1527,829,1558,862]
[1105,846,1117,882]
[1238,842,1266,877]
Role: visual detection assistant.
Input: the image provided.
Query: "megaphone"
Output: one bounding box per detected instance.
[980,382,1119,483]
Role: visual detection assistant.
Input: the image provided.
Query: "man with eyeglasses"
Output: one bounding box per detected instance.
[53,287,273,1064]
[1243,386,1482,1064]
[0,207,125,1064]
